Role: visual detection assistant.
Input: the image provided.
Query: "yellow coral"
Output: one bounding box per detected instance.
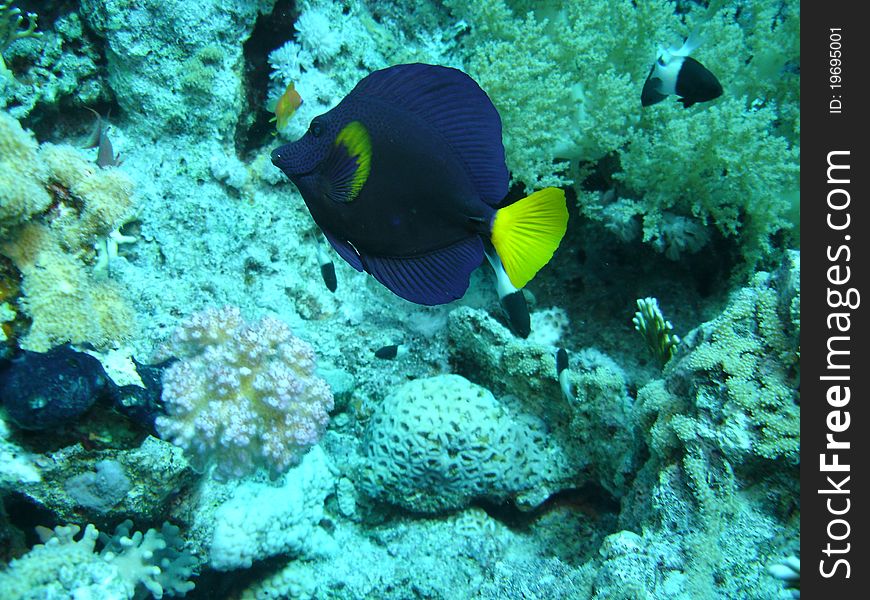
[0,111,50,233]
[0,112,138,351]
[4,224,135,350]
[39,143,135,248]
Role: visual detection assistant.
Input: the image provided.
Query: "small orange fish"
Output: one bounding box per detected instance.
[272,83,303,131]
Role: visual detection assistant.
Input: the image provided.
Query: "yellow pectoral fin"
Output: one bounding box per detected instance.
[491,187,568,288]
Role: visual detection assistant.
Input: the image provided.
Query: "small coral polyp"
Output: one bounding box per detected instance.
[156,306,333,479]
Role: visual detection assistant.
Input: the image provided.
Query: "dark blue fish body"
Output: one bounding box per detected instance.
[301,104,490,257]
[272,63,566,308]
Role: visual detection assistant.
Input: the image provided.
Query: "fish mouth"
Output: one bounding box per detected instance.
[270,147,318,180]
[270,147,292,170]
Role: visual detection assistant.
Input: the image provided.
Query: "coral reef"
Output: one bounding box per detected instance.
[0,411,39,490]
[0,0,800,598]
[1,9,107,120]
[64,459,132,513]
[0,520,196,599]
[637,252,800,466]
[79,0,276,138]
[207,446,336,570]
[155,306,334,479]
[360,374,564,512]
[0,345,111,430]
[17,436,195,526]
[0,111,138,351]
[0,2,40,63]
[447,307,643,498]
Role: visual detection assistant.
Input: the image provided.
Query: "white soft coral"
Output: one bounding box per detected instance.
[294,3,344,62]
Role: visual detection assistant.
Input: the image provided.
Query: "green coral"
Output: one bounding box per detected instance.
[440,0,799,264]
[612,96,799,263]
[442,0,676,190]
[637,259,800,465]
[0,2,40,59]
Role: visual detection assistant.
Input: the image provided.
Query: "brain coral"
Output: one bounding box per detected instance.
[156,306,334,479]
[360,374,550,513]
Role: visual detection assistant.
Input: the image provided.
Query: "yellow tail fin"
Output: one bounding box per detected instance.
[490,187,568,289]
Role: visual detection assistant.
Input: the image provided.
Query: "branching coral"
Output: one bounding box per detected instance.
[637,253,800,465]
[0,521,196,599]
[610,97,799,263]
[442,0,677,189]
[0,2,40,60]
[439,0,799,263]
[155,306,334,479]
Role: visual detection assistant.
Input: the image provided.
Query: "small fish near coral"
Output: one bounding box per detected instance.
[271,82,303,131]
[555,347,574,402]
[374,343,407,360]
[641,34,722,108]
[84,107,122,167]
[271,63,569,338]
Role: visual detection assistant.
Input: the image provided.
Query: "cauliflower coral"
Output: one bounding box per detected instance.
[156,306,333,479]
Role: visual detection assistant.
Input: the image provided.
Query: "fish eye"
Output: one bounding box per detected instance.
[309,119,324,137]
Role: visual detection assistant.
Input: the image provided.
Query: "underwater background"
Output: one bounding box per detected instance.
[0,0,799,598]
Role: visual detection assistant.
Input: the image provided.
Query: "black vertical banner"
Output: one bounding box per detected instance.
[802,2,869,597]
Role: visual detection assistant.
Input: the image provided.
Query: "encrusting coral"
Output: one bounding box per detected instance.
[636,251,800,466]
[0,2,40,63]
[0,111,137,351]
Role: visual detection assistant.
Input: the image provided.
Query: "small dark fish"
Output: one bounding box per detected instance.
[320,262,337,293]
[313,232,337,292]
[641,36,722,108]
[113,357,175,431]
[85,108,122,167]
[555,347,574,401]
[485,246,530,338]
[374,344,404,360]
[271,63,568,317]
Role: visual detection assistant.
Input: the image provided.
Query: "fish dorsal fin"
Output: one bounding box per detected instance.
[676,30,705,56]
[320,121,372,204]
[360,236,485,306]
[350,63,508,205]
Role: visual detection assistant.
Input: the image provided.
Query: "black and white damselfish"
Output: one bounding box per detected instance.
[641,35,723,108]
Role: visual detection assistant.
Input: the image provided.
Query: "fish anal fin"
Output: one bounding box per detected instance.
[322,230,364,272]
[361,236,484,305]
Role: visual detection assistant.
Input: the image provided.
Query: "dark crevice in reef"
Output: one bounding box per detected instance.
[16,2,118,143]
[477,483,621,530]
[238,0,300,157]
[473,484,622,563]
